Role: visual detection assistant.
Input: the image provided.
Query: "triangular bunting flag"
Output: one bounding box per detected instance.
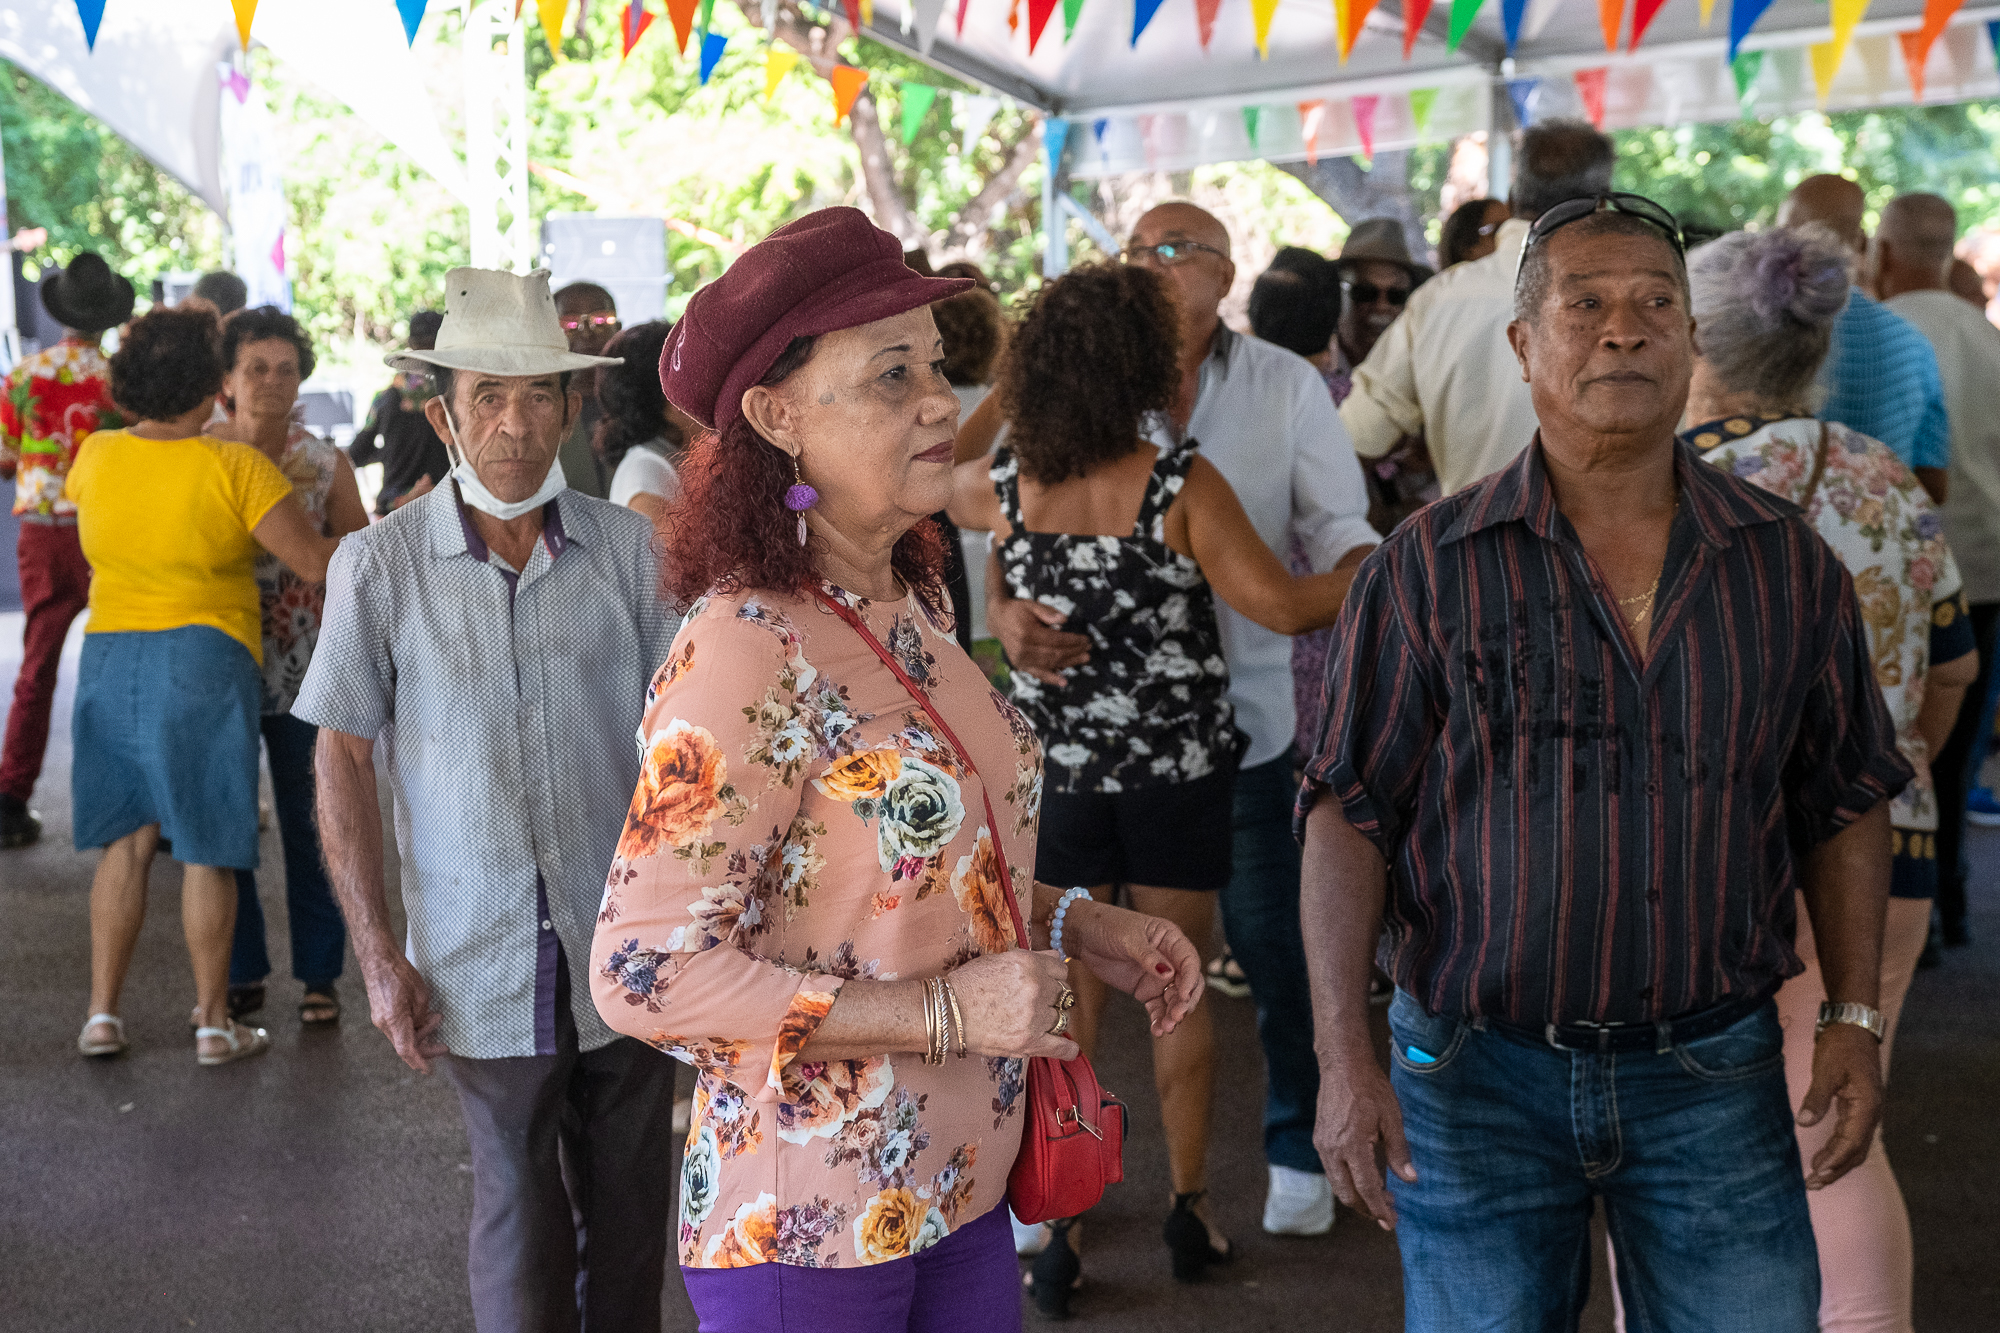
[1598,0,1621,49]
[1809,38,1842,102]
[1989,19,2000,65]
[1138,114,1160,168]
[1507,76,1541,126]
[1403,0,1434,56]
[1343,0,1382,58]
[1251,0,1280,55]
[396,0,427,46]
[901,82,939,142]
[840,0,861,32]
[538,0,568,57]
[1574,66,1608,124]
[958,0,973,35]
[1731,48,1764,102]
[1027,0,1059,50]
[1133,0,1168,42]
[1824,0,1868,75]
[1729,0,1777,59]
[1009,0,1021,35]
[74,0,107,50]
[667,0,698,51]
[913,0,948,49]
[698,0,715,36]
[765,46,800,98]
[622,0,655,58]
[1503,0,1529,52]
[1045,117,1070,174]
[1699,0,1717,24]
[1335,0,1353,58]
[1898,30,1929,98]
[1902,0,1967,90]
[1352,95,1379,159]
[862,0,875,25]
[1195,0,1223,47]
[1409,86,1438,135]
[1064,0,1086,39]
[1299,99,1327,166]
[1242,106,1262,147]
[830,65,868,122]
[958,93,1002,155]
[1630,0,1669,45]
[232,0,258,50]
[1447,0,1486,52]
[699,30,728,83]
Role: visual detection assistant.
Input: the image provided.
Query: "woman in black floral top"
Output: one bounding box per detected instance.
[949,263,1358,1303]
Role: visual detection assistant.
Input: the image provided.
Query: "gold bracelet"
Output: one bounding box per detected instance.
[922,977,942,1065]
[941,978,967,1059]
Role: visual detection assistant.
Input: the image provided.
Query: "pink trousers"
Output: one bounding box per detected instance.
[1613,893,1930,1333]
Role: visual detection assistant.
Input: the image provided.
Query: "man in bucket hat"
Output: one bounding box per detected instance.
[295,267,681,1333]
[0,252,133,848]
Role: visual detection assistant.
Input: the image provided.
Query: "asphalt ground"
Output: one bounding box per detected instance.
[3,505,1994,1330]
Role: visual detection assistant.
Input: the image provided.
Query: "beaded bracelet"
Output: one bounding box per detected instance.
[1049,886,1093,962]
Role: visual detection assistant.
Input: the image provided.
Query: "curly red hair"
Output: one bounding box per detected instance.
[658,336,948,613]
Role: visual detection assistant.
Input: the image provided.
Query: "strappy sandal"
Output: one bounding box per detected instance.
[78,1013,127,1057]
[300,988,340,1025]
[195,1019,271,1067]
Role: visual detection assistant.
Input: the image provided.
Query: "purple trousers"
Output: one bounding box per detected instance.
[681,1201,1021,1333]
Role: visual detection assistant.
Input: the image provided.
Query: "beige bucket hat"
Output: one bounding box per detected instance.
[386,266,623,375]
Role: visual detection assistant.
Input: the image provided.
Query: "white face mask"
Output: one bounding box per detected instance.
[441,405,567,521]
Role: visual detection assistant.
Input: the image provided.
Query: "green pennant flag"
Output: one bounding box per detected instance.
[1063,0,1085,38]
[698,0,716,36]
[1408,87,1437,136]
[1241,105,1261,148]
[1446,0,1485,51]
[1731,49,1764,106]
[901,83,940,142]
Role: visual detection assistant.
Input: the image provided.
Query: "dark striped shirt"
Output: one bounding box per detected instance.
[1296,438,1911,1026]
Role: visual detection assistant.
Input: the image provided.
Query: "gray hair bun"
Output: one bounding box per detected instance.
[1691,224,1853,334]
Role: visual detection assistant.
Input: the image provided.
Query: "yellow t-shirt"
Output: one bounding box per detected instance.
[65,430,295,664]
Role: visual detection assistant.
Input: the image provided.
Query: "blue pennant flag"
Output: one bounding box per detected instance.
[699,31,728,84]
[1989,20,2000,66]
[1728,0,1777,61]
[396,0,428,45]
[1132,0,1168,44]
[1501,0,1529,52]
[74,0,107,50]
[1045,117,1071,173]
[1506,77,1541,128]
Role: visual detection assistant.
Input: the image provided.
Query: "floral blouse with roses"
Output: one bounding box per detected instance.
[590,582,1043,1272]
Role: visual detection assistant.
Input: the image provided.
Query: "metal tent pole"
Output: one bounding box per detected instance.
[464,0,533,273]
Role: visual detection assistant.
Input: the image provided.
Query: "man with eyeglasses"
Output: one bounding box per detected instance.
[1341,119,1616,496]
[553,281,623,498]
[986,200,1380,1241]
[1298,193,1904,1331]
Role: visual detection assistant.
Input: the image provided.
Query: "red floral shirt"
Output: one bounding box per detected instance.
[1,337,121,518]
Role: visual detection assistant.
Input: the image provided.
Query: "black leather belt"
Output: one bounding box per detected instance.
[1491,992,1770,1056]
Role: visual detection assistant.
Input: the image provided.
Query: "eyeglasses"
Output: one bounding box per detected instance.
[1342,280,1411,307]
[1121,240,1229,267]
[559,313,621,333]
[1517,192,1686,283]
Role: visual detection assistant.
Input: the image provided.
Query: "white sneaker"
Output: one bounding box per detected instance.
[1262,1164,1335,1236]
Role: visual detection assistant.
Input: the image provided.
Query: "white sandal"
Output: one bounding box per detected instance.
[195,1019,270,1067]
[78,1013,127,1057]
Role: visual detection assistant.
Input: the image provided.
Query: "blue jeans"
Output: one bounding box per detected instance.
[1218,750,1321,1174]
[1385,990,1818,1333]
[230,713,346,990]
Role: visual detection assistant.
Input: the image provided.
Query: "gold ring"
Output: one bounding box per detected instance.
[1046,985,1076,1036]
[1047,1009,1072,1037]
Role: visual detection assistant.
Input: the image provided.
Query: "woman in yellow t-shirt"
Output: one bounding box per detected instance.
[66,307,342,1068]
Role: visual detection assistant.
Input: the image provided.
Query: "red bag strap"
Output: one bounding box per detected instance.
[813,590,1032,949]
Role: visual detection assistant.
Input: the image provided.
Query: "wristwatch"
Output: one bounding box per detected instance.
[1815,1001,1885,1041]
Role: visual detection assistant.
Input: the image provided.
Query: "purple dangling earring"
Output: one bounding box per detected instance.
[784,456,818,548]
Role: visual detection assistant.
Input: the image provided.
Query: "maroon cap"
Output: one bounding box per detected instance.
[662,207,973,436]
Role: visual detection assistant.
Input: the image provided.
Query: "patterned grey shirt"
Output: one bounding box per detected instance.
[293,482,679,1059]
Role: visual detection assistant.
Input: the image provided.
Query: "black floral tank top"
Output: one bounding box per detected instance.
[992,436,1245,795]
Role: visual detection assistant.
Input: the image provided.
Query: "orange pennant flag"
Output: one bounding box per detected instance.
[1597,0,1621,49]
[232,0,258,49]
[1899,0,1964,96]
[1898,29,1929,97]
[1344,0,1382,56]
[666,0,699,51]
[1299,99,1327,166]
[830,64,868,123]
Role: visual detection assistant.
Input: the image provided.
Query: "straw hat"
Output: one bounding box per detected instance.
[386,267,622,376]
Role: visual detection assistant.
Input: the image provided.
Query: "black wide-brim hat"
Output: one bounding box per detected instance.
[40,253,136,332]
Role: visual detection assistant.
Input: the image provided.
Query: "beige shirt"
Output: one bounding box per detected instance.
[1887,289,2000,603]
[1340,218,1538,496]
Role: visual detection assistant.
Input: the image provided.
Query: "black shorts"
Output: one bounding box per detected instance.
[1033,766,1237,891]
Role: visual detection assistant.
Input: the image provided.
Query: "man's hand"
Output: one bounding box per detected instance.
[1313,1049,1418,1229]
[1797,1023,1884,1189]
[359,947,448,1074]
[988,596,1089,687]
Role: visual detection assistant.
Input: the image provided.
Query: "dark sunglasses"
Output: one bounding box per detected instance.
[1342,280,1410,307]
[1121,240,1228,267]
[559,312,622,333]
[1517,192,1686,281]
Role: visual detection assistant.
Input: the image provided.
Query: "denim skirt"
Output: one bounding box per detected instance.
[72,626,263,869]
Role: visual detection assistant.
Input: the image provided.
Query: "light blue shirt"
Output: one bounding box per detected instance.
[294,482,679,1059]
[1820,288,1951,472]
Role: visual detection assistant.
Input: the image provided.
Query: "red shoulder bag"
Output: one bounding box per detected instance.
[813,591,1125,1223]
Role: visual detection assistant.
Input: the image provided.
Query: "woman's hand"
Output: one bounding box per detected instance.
[1066,899,1204,1036]
[948,949,1081,1061]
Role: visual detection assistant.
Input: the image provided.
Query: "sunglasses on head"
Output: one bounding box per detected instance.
[1342,280,1411,307]
[1517,193,1686,282]
[1120,240,1228,267]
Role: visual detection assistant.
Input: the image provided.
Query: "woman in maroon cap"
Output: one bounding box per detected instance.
[588,207,1206,1331]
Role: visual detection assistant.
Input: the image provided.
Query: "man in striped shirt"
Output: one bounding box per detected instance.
[1296,199,1910,1331]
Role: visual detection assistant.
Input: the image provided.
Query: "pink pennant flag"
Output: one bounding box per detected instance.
[1351,94,1379,158]
[1195,0,1223,47]
[957,0,972,33]
[1299,99,1327,165]
[1574,66,1609,125]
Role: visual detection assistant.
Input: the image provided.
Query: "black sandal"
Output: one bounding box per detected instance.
[1026,1218,1083,1319]
[300,987,340,1025]
[1163,1191,1234,1283]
